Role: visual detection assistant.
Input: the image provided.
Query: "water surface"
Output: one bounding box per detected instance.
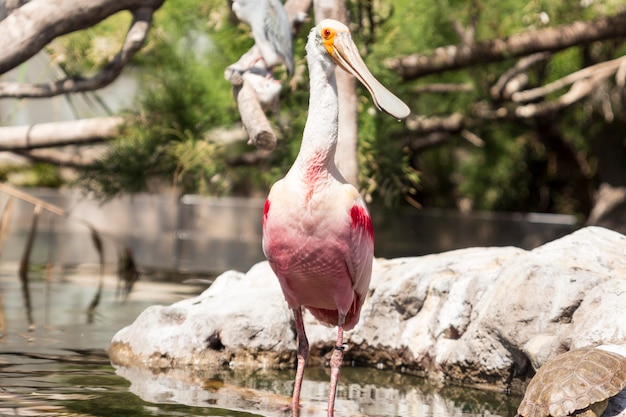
[0,268,519,416]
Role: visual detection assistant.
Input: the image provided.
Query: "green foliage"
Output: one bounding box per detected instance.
[358,108,420,207]
[77,48,234,197]
[356,0,625,216]
[76,3,244,198]
[48,13,133,76]
[75,0,307,199]
[32,164,64,188]
[457,129,534,210]
[1,163,63,188]
[69,0,623,220]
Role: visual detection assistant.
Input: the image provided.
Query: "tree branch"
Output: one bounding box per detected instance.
[14,148,96,167]
[0,0,30,20]
[386,10,626,80]
[0,0,164,74]
[490,52,550,100]
[514,70,614,118]
[0,116,123,150]
[406,113,465,133]
[471,55,626,120]
[511,55,626,103]
[228,71,277,151]
[0,6,156,98]
[225,0,312,150]
[404,113,470,152]
[411,83,474,94]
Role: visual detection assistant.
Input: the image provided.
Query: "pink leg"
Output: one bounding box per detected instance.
[327,317,345,417]
[292,307,309,417]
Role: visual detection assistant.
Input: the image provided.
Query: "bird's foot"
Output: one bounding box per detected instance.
[290,401,301,417]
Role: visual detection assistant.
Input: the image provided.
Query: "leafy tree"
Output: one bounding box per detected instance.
[73,0,313,198]
[2,0,626,232]
[369,0,626,231]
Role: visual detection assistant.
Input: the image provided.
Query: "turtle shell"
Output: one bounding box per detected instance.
[518,347,626,417]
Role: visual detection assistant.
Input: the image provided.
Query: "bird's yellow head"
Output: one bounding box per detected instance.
[312,19,410,120]
[318,19,350,58]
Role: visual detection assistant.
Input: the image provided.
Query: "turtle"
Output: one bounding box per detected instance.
[517,347,626,417]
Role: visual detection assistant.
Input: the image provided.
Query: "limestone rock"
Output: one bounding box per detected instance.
[109,226,626,390]
[109,266,295,370]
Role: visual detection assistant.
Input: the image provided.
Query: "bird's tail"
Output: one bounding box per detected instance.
[306,293,364,331]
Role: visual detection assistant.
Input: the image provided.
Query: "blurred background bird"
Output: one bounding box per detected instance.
[262,19,409,417]
[231,0,294,76]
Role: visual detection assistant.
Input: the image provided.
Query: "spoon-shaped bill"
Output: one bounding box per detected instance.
[330,33,410,120]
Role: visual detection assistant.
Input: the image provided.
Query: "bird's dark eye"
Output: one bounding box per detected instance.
[322,28,333,39]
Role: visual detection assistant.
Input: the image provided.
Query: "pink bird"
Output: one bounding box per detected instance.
[262,19,410,417]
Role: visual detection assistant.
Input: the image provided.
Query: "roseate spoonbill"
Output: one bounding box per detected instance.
[231,0,294,75]
[262,19,410,417]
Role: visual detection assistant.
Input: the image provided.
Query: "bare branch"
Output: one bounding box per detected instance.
[225,0,312,151]
[0,183,66,217]
[0,0,30,19]
[512,55,626,103]
[0,116,123,150]
[460,129,485,147]
[515,70,613,118]
[0,0,164,75]
[472,57,622,121]
[14,148,96,167]
[616,59,626,87]
[451,19,475,46]
[229,72,277,151]
[404,114,466,152]
[406,113,465,133]
[472,101,512,120]
[490,52,550,100]
[386,11,626,80]
[586,183,626,230]
[411,83,474,94]
[0,7,155,98]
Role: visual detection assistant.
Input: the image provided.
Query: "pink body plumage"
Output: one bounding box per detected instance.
[261,19,409,417]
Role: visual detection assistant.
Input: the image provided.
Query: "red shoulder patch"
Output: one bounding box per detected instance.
[263,199,270,225]
[350,204,374,240]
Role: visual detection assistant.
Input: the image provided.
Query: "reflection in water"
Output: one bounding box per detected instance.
[115,365,518,417]
[0,289,5,342]
[0,199,13,341]
[18,204,41,328]
[86,226,105,325]
[0,270,520,417]
[0,354,519,417]
[116,246,141,300]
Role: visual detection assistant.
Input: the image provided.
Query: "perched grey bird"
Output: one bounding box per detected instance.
[231,0,294,76]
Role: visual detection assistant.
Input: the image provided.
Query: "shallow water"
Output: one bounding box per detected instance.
[0,268,520,416]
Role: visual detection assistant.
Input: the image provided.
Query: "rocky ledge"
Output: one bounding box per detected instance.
[109,226,626,393]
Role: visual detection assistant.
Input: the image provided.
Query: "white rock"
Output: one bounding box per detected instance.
[109,226,626,390]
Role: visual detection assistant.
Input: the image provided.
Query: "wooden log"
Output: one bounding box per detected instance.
[229,71,277,151]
